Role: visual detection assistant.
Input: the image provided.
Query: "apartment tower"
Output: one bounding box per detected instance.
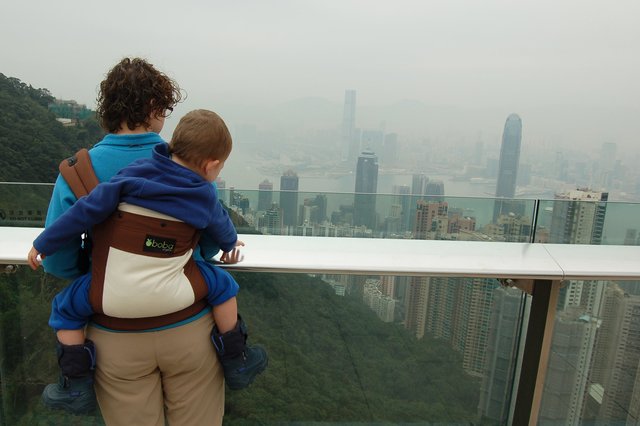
[280,170,299,228]
[353,150,379,230]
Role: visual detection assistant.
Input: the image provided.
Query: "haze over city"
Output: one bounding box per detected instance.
[2,0,639,197]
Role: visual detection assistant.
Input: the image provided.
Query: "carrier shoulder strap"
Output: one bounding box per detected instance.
[59,148,100,198]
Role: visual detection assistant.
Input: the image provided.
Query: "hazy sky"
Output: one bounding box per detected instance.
[2,0,639,151]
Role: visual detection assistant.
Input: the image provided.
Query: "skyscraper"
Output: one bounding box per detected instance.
[586,285,640,423]
[353,150,378,230]
[300,195,327,225]
[405,276,430,338]
[425,180,445,202]
[549,188,608,245]
[341,89,358,163]
[479,286,527,424]
[411,173,428,197]
[260,205,283,236]
[279,170,299,228]
[539,308,600,425]
[258,179,273,211]
[494,114,523,220]
[413,199,448,240]
[215,177,227,205]
[392,184,411,232]
[410,174,428,229]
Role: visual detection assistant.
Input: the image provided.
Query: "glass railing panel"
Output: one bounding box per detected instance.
[4,183,640,247]
[2,183,539,244]
[0,265,530,424]
[0,183,53,228]
[536,198,640,246]
[220,188,538,242]
[538,280,640,425]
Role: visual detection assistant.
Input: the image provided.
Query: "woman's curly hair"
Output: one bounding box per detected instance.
[96,58,182,133]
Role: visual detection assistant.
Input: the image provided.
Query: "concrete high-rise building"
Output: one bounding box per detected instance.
[279,170,299,228]
[420,276,498,376]
[596,291,640,423]
[493,114,523,220]
[478,286,528,424]
[413,200,448,240]
[353,150,378,230]
[550,188,609,313]
[258,179,273,211]
[550,188,608,245]
[458,278,500,377]
[425,180,445,202]
[392,184,411,233]
[629,372,640,425]
[411,173,428,197]
[410,174,428,229]
[341,89,358,163]
[299,195,327,225]
[538,187,611,425]
[539,309,600,425]
[404,276,430,338]
[421,277,458,341]
[215,177,227,205]
[492,213,532,243]
[259,204,282,236]
[379,275,396,298]
[363,279,396,323]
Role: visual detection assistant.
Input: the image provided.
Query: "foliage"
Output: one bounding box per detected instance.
[0,73,103,183]
[222,272,481,424]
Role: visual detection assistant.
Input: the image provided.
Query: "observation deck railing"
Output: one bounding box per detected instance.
[3,228,640,425]
[2,184,640,424]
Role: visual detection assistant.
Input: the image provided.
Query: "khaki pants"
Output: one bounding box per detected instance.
[86,314,224,426]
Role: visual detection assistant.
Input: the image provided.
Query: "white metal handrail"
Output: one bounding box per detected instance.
[3,227,640,282]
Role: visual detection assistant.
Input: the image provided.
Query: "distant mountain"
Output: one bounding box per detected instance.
[0,73,103,183]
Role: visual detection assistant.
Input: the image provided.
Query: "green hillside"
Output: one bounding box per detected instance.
[0,73,103,183]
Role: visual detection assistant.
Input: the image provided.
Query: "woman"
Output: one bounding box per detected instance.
[43,57,225,426]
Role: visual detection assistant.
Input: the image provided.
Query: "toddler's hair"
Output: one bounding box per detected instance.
[170,109,232,165]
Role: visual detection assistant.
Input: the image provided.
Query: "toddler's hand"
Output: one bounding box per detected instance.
[220,241,245,264]
[27,247,44,271]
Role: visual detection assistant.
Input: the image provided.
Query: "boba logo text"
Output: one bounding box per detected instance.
[143,235,176,254]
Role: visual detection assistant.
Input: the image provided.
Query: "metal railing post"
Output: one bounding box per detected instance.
[511,279,561,425]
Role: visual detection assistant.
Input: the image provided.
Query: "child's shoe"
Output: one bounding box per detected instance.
[211,315,268,390]
[42,340,97,414]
